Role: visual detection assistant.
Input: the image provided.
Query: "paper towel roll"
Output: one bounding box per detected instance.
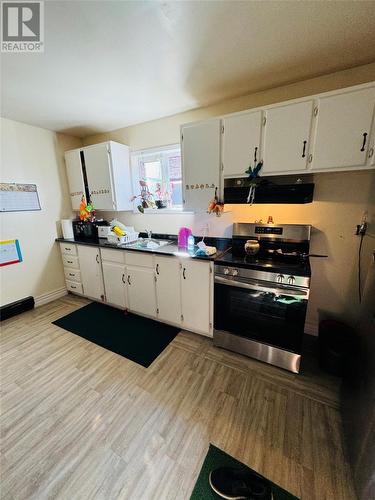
[61,219,74,239]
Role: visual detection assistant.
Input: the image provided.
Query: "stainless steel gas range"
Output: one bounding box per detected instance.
[213,223,316,373]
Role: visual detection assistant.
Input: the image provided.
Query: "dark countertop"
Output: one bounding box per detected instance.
[56,236,231,262]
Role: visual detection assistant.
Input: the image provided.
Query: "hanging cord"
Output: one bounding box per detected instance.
[358,233,364,303]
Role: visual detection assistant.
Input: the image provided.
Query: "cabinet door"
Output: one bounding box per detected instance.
[65,150,85,210]
[262,100,314,174]
[222,111,263,177]
[77,245,105,301]
[126,266,156,318]
[102,261,127,309]
[83,143,115,210]
[181,260,212,336]
[155,256,181,325]
[182,119,221,211]
[312,87,375,171]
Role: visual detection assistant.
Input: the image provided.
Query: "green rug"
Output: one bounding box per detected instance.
[53,302,180,368]
[190,444,299,500]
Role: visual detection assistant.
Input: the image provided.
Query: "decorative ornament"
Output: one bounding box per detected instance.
[245,160,263,205]
[207,187,224,217]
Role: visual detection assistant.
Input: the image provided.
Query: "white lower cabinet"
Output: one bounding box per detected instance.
[155,256,182,326]
[60,242,213,337]
[77,245,105,301]
[126,265,157,318]
[181,259,212,336]
[102,261,127,309]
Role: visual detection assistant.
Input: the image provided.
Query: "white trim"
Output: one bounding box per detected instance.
[140,208,194,215]
[304,321,318,337]
[35,286,67,307]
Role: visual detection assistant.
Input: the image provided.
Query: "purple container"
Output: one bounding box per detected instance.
[178,227,192,248]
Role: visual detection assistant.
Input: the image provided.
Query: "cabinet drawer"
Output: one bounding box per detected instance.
[64,268,81,282]
[100,248,126,264]
[62,255,80,269]
[125,251,154,268]
[60,242,77,256]
[66,280,83,294]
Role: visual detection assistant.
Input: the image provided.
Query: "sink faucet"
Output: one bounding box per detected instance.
[145,229,152,239]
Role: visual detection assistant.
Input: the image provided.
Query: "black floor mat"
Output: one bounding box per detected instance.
[53,302,180,367]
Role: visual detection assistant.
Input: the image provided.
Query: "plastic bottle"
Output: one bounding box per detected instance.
[188,234,195,251]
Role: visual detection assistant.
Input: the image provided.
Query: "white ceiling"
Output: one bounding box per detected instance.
[2,0,375,137]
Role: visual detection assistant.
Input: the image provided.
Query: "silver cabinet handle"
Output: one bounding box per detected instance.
[156,263,159,275]
[122,273,126,283]
[96,254,99,263]
[183,267,186,279]
[127,275,131,285]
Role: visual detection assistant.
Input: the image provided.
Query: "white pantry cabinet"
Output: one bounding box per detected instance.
[64,141,133,212]
[181,259,212,336]
[312,87,375,171]
[155,255,182,326]
[77,245,105,301]
[126,265,157,318]
[262,100,314,174]
[65,150,85,210]
[222,110,263,177]
[181,118,221,211]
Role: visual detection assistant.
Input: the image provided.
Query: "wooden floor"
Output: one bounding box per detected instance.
[1,295,356,500]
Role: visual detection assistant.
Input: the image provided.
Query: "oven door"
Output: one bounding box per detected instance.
[214,276,309,353]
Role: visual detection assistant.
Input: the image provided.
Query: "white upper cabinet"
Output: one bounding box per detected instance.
[65,150,85,210]
[83,143,115,210]
[312,87,375,171]
[64,141,133,212]
[77,245,105,301]
[181,118,221,211]
[222,111,263,177]
[181,259,212,336]
[262,100,314,175]
[155,255,181,326]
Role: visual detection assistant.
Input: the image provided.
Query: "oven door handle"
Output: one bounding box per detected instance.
[214,276,309,298]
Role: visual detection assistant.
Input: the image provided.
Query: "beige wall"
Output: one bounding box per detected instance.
[0,118,82,306]
[82,63,375,333]
[83,62,375,150]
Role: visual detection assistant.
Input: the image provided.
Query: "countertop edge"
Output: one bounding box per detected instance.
[56,237,229,262]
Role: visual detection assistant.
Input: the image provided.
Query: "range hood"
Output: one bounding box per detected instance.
[224,175,314,204]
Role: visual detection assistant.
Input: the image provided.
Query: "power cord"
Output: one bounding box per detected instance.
[358,233,364,304]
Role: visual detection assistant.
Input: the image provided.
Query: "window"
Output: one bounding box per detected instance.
[131,145,182,211]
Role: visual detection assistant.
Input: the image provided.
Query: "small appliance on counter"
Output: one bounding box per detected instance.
[72,220,109,243]
[61,219,74,239]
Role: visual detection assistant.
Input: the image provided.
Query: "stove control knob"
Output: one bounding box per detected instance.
[276,274,284,283]
[224,268,230,275]
[287,275,295,285]
[232,268,239,277]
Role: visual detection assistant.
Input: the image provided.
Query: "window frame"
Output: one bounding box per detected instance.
[130,143,184,214]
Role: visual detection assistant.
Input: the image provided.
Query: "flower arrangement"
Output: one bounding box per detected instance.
[130,180,156,213]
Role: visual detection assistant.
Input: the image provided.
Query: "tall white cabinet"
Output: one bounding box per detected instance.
[155,255,182,326]
[77,245,105,301]
[65,150,85,210]
[64,141,133,211]
[181,118,221,211]
[222,110,263,178]
[262,100,314,174]
[312,87,375,171]
[181,259,212,335]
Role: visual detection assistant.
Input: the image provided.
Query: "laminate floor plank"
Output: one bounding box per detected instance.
[0,296,356,499]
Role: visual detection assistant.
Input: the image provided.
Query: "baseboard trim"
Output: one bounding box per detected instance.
[304,321,318,337]
[35,287,67,307]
